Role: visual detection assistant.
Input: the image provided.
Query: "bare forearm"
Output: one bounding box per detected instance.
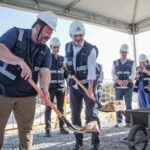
[39,68,51,91]
[0,44,22,65]
[88,80,93,91]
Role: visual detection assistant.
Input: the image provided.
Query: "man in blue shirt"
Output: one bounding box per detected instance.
[0,11,57,149]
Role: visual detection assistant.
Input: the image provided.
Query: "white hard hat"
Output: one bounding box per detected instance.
[138,54,148,62]
[69,20,85,35]
[120,44,129,52]
[38,11,57,30]
[50,37,60,47]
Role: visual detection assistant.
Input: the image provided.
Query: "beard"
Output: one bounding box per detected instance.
[38,36,49,45]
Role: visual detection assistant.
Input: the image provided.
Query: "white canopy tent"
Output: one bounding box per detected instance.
[1,0,150,65]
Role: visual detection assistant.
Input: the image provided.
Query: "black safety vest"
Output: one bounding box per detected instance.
[93,63,102,87]
[49,54,65,89]
[96,63,102,80]
[134,65,150,93]
[0,28,49,97]
[65,41,98,88]
[113,59,134,88]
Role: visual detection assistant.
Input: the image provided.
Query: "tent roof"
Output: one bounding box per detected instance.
[1,0,150,33]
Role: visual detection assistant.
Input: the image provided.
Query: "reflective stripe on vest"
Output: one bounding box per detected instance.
[0,29,24,81]
[18,29,24,41]
[0,63,16,80]
[144,86,150,89]
[116,71,130,75]
[67,61,72,66]
[143,78,150,81]
[51,70,64,74]
[134,85,138,88]
[76,65,88,71]
[50,80,64,83]
[80,79,88,84]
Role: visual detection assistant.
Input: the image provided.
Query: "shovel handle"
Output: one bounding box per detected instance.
[71,75,96,101]
[28,78,62,118]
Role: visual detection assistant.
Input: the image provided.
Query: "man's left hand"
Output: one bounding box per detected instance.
[86,88,95,100]
[123,80,129,87]
[40,88,50,105]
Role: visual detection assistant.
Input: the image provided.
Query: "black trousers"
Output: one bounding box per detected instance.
[45,89,65,131]
[70,87,100,144]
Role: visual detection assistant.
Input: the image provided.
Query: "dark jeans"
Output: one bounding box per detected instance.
[115,88,133,123]
[70,87,100,144]
[45,89,65,131]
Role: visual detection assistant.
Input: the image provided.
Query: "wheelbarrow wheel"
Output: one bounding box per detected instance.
[128,125,147,150]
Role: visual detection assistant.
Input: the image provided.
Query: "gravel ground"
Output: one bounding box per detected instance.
[3,124,150,150]
[2,108,150,150]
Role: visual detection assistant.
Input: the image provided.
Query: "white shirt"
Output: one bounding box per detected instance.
[111,58,136,82]
[64,41,97,80]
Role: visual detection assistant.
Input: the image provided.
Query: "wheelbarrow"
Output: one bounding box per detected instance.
[121,108,150,150]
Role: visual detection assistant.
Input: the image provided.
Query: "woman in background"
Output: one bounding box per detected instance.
[134,54,150,108]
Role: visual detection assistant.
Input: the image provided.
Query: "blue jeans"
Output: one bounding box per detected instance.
[138,80,150,108]
[115,88,133,123]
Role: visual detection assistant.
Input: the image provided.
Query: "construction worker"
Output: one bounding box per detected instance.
[64,20,100,150]
[0,11,57,149]
[44,37,69,137]
[93,63,104,118]
[111,44,136,127]
[95,63,104,102]
[134,54,150,108]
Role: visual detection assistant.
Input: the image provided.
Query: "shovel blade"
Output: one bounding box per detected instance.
[82,121,100,133]
[97,100,125,112]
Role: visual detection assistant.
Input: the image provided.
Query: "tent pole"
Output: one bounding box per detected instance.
[132,24,137,67]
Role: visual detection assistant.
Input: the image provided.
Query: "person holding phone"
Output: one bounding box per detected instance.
[134,54,150,108]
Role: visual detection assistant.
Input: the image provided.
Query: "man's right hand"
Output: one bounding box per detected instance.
[19,60,32,80]
[136,66,143,74]
[117,80,124,86]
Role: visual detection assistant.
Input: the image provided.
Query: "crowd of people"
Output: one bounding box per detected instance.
[0,10,150,150]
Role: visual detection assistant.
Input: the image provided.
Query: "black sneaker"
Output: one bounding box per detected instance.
[115,123,124,128]
[60,128,69,134]
[72,143,84,150]
[91,143,100,150]
[44,130,51,137]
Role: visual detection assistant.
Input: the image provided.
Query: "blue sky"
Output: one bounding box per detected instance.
[0,6,150,79]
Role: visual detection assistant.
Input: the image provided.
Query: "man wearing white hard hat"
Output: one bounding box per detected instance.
[44,37,69,137]
[111,44,136,127]
[0,11,57,149]
[134,54,150,108]
[64,20,100,150]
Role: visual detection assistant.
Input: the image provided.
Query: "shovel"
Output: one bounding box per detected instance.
[71,75,125,112]
[28,78,99,133]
